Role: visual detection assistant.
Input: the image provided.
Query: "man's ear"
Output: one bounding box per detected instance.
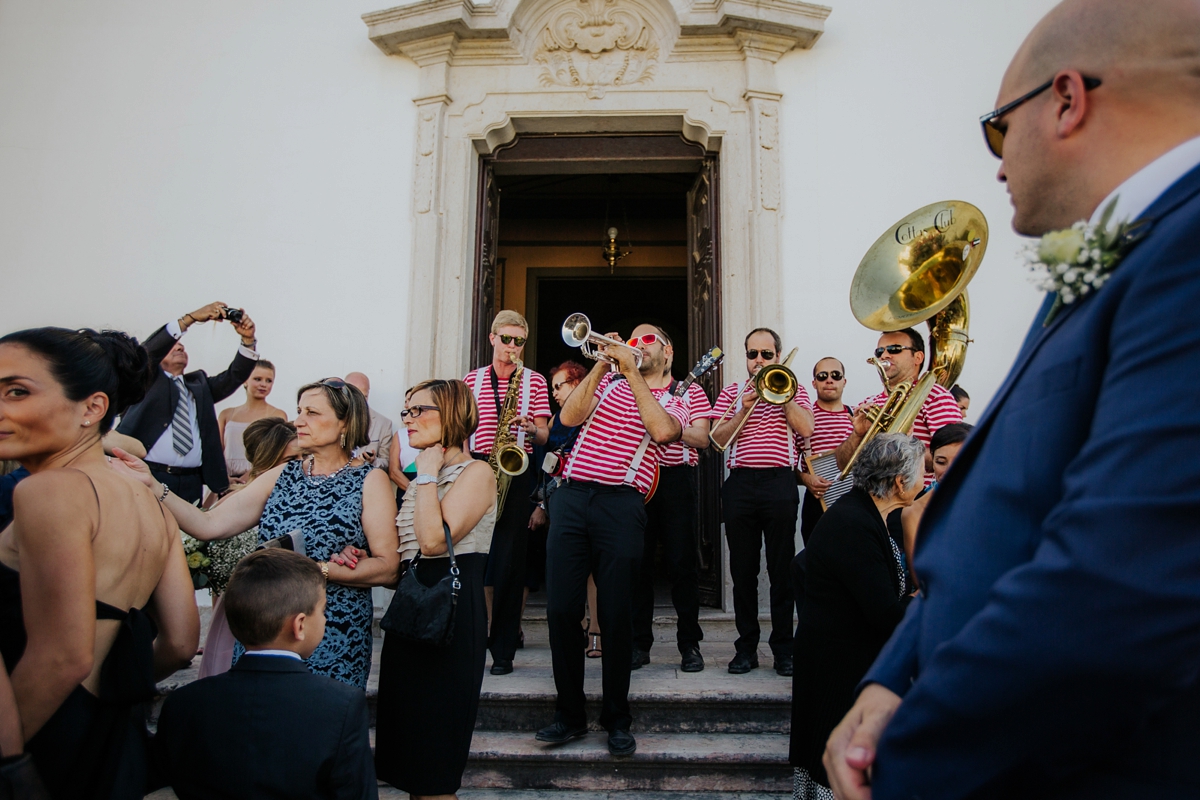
[1052,70,1091,141]
[290,612,308,642]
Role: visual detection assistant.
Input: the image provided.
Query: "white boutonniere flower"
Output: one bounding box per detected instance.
[1024,197,1145,326]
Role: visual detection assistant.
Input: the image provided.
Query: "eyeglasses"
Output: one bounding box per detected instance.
[627,333,660,348]
[979,75,1102,159]
[874,345,916,358]
[321,378,352,398]
[400,405,439,420]
[497,334,527,347]
[552,381,576,392]
[746,349,776,360]
[814,371,844,382]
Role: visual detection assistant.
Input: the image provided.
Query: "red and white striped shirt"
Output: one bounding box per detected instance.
[658,382,714,468]
[711,381,813,469]
[564,373,689,494]
[859,382,963,485]
[463,366,552,455]
[800,404,855,472]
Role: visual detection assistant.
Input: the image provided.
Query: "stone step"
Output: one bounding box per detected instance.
[156,783,792,799]
[463,731,792,793]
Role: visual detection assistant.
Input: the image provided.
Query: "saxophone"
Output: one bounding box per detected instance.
[489,356,531,517]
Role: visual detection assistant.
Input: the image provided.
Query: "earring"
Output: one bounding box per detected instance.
[83,421,91,427]
[340,433,346,449]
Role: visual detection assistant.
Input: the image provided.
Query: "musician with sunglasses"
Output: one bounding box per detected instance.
[463,310,552,676]
[712,328,814,677]
[835,329,962,486]
[536,323,687,757]
[798,357,854,543]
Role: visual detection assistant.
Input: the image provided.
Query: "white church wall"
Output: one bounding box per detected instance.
[2,0,1061,424]
[776,0,1060,415]
[0,1,420,423]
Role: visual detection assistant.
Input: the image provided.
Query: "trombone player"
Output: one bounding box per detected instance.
[711,328,814,677]
[463,310,552,676]
[834,328,962,486]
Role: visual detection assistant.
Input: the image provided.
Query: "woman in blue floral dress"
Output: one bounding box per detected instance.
[118,378,400,689]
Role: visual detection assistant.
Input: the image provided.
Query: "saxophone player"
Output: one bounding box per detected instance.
[464,310,552,676]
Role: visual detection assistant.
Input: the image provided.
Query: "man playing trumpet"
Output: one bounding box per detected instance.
[536,322,687,757]
[463,310,552,676]
[711,328,814,677]
[835,329,962,487]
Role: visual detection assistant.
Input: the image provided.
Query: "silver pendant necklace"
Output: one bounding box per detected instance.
[304,454,353,485]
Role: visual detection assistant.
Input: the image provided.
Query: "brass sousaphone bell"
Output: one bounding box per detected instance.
[840,201,988,478]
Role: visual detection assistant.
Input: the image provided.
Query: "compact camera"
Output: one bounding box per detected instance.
[221,306,245,324]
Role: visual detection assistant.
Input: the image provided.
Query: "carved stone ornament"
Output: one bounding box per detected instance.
[535,0,658,99]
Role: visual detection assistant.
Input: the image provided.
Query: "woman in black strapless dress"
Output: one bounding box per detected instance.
[0,327,200,799]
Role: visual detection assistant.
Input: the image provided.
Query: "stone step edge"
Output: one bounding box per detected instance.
[467,731,791,765]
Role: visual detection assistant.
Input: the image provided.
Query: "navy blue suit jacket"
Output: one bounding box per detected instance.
[864,162,1200,799]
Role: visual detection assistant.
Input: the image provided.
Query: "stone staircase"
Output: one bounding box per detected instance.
[151,595,795,798]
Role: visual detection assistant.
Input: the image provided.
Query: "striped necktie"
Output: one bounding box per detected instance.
[171,376,194,456]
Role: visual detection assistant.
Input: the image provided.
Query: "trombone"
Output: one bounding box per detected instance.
[708,347,798,452]
[561,313,644,369]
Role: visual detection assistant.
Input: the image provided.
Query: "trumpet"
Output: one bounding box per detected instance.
[708,347,798,452]
[561,313,644,369]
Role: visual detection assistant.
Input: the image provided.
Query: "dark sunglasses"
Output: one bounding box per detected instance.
[321,378,352,397]
[875,345,916,358]
[814,371,844,382]
[497,334,527,347]
[746,349,776,360]
[400,405,439,420]
[979,75,1102,158]
[552,380,576,392]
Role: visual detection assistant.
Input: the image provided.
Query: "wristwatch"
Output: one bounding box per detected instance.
[412,474,438,486]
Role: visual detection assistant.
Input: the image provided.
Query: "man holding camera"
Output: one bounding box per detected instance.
[118,301,260,503]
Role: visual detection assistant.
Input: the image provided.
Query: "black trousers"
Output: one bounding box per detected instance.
[150,466,204,505]
[799,490,825,547]
[721,467,799,659]
[483,465,532,665]
[546,481,645,732]
[633,465,703,653]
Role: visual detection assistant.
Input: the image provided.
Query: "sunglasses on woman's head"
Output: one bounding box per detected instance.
[497,334,527,346]
[320,378,352,398]
[746,349,776,360]
[400,405,439,420]
[627,333,660,348]
[874,345,916,358]
[814,371,844,382]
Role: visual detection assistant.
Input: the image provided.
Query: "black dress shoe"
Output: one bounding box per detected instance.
[679,645,704,673]
[608,728,637,756]
[727,652,759,674]
[774,654,794,677]
[630,647,650,670]
[535,721,588,744]
[490,659,513,675]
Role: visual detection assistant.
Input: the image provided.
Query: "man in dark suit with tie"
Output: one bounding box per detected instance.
[154,549,377,800]
[117,301,259,503]
[824,1,1200,798]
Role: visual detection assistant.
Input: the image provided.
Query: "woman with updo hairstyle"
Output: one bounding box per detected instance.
[195,417,301,678]
[114,378,399,690]
[372,378,497,799]
[789,433,923,800]
[0,327,200,799]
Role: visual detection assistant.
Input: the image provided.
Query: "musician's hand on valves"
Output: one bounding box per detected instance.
[512,415,538,437]
[851,404,876,436]
[414,446,446,478]
[609,337,640,376]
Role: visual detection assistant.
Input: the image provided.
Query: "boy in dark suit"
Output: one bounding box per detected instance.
[154,550,377,800]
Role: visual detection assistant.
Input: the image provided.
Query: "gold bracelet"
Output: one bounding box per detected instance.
[319,561,330,580]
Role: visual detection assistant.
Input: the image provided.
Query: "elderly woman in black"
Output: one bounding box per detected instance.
[789,433,924,800]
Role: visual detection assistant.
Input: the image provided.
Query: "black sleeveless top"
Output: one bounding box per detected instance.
[0,544,159,798]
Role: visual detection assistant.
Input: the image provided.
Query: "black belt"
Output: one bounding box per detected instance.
[563,479,641,494]
[145,462,203,476]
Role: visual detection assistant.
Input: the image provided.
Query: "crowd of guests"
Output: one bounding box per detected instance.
[0,302,968,800]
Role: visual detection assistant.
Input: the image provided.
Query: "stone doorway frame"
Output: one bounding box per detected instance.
[363,0,830,389]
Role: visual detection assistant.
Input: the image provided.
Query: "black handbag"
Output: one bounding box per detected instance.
[380,521,460,647]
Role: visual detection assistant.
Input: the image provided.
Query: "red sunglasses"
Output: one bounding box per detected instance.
[627,333,662,348]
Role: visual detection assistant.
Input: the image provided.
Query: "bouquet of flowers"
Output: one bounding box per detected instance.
[182,534,212,590]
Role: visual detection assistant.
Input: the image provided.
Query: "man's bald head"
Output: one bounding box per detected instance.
[996,0,1200,235]
[344,372,370,399]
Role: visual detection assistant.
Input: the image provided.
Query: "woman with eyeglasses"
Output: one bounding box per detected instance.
[113,378,400,689]
[373,379,497,799]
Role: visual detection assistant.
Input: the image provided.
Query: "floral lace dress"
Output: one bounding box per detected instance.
[232,460,375,688]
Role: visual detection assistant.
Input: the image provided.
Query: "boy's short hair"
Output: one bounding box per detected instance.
[224,549,325,647]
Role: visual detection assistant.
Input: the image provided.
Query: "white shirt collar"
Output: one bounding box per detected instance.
[241,649,302,661]
[1090,135,1200,226]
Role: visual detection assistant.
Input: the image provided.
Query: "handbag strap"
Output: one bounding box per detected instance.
[408,521,461,590]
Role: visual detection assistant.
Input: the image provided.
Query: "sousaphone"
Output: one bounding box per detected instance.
[840,200,988,478]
